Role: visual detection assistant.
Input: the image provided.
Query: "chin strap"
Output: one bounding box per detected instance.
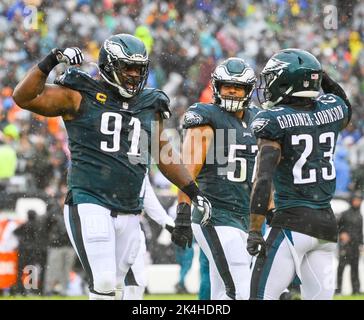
[99,71,133,98]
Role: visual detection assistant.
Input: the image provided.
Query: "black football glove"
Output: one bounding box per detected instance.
[247,230,266,257]
[171,203,193,249]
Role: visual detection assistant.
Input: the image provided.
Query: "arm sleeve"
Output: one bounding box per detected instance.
[143,176,175,228]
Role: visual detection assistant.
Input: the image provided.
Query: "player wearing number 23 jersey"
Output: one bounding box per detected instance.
[247,49,351,300]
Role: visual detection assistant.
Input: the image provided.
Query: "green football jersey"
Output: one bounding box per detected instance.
[183,103,259,231]
[251,93,350,210]
[55,68,170,213]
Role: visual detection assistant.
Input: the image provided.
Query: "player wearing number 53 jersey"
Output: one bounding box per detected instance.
[247,49,352,300]
[173,58,259,300]
[13,34,211,300]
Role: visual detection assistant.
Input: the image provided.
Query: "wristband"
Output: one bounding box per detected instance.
[181,181,199,200]
[37,51,59,75]
[176,202,191,215]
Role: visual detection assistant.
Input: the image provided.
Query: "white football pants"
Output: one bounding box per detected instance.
[123,230,147,300]
[192,223,251,300]
[64,203,141,300]
[250,227,336,300]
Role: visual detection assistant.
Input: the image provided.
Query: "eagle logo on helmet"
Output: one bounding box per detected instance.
[262,58,290,73]
[104,40,147,62]
[104,39,126,59]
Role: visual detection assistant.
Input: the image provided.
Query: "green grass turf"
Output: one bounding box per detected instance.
[333,295,364,300]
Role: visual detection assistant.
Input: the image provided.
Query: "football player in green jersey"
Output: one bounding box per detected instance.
[247,49,352,300]
[172,58,258,299]
[13,34,211,300]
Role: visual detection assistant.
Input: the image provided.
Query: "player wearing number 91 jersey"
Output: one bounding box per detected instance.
[55,67,166,212]
[12,33,212,300]
[247,48,351,300]
[173,57,259,300]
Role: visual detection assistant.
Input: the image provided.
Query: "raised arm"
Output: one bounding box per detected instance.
[321,71,352,124]
[12,48,83,118]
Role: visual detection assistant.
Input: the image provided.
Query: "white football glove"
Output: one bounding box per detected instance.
[53,47,84,66]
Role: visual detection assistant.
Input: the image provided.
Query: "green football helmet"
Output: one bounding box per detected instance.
[212,57,257,112]
[258,49,322,108]
[99,34,149,98]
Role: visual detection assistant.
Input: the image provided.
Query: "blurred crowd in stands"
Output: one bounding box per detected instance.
[0,0,363,296]
[0,0,363,199]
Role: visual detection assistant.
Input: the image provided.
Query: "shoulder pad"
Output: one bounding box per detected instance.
[183,103,216,129]
[247,104,262,116]
[141,88,171,119]
[54,67,96,93]
[316,93,350,130]
[317,93,345,105]
[250,110,284,142]
[154,89,171,119]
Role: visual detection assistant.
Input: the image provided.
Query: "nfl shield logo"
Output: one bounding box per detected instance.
[303,80,309,88]
[122,102,129,110]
